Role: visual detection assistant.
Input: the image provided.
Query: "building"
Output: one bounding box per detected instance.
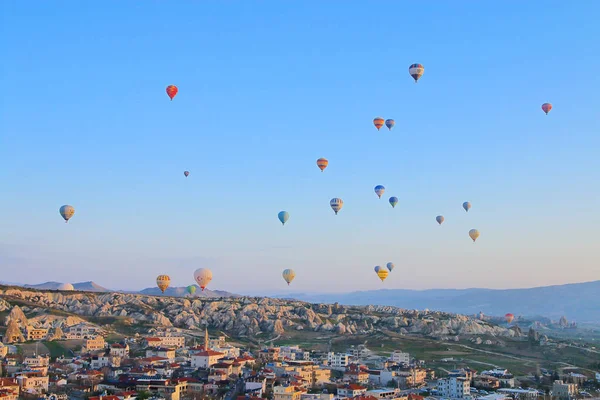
[136,378,185,400]
[146,347,176,361]
[337,384,367,398]
[497,389,539,399]
[327,352,350,368]
[24,326,49,341]
[437,377,470,399]
[0,378,20,398]
[473,376,500,389]
[280,346,310,361]
[16,373,49,393]
[274,385,307,400]
[552,380,577,399]
[67,323,101,339]
[395,368,427,387]
[110,343,129,358]
[344,365,369,384]
[365,389,400,399]
[82,336,106,352]
[24,355,49,368]
[389,351,410,365]
[259,348,281,362]
[191,350,224,368]
[145,335,186,349]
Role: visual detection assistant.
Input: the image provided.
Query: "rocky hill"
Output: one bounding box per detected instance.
[0,285,521,341]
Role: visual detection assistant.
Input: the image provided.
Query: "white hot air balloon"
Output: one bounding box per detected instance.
[57,283,74,291]
[282,269,296,285]
[194,268,213,291]
[330,198,344,215]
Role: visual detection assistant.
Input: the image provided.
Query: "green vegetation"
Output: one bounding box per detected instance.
[42,341,71,358]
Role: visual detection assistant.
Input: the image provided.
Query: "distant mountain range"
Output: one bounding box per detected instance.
[24,281,109,292]
[275,280,600,323]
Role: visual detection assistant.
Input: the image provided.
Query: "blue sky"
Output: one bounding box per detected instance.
[1,1,599,294]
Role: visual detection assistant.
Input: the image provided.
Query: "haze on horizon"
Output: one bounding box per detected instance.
[1,2,599,294]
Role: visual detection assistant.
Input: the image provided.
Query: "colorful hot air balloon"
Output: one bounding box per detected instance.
[386,262,395,272]
[166,85,178,100]
[436,215,444,225]
[463,202,472,212]
[278,211,289,225]
[156,275,170,293]
[59,205,75,223]
[377,269,389,282]
[282,269,296,286]
[541,103,552,115]
[505,313,514,324]
[316,158,329,172]
[184,171,190,177]
[187,285,197,296]
[374,265,381,273]
[385,119,395,130]
[330,198,343,215]
[194,268,213,291]
[374,185,385,198]
[469,229,480,242]
[373,117,385,130]
[409,63,424,83]
[389,197,398,208]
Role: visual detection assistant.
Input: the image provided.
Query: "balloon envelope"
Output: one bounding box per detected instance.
[505,313,514,323]
[541,103,552,115]
[316,158,329,172]
[278,211,289,225]
[156,275,170,293]
[386,262,395,272]
[184,171,190,177]
[374,185,385,198]
[374,265,381,273]
[436,215,445,225]
[59,205,75,223]
[463,202,471,212]
[194,268,213,291]
[469,229,480,242]
[166,85,178,100]
[385,119,395,130]
[377,269,389,282]
[373,117,385,130]
[282,269,296,285]
[187,285,196,295]
[409,63,424,82]
[330,198,343,214]
[389,197,398,208]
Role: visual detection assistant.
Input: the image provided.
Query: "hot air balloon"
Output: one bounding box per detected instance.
[330,198,343,215]
[374,265,381,273]
[278,211,289,225]
[377,269,389,282]
[541,103,552,115]
[282,269,296,285]
[374,185,385,198]
[505,313,514,324]
[373,117,385,130]
[386,262,395,272]
[316,158,329,172]
[385,119,395,130]
[166,85,178,101]
[194,268,213,291]
[436,215,444,225]
[184,171,190,177]
[59,205,75,223]
[58,283,74,291]
[469,229,480,242]
[187,285,197,296]
[389,197,398,208]
[409,63,424,83]
[156,275,171,293]
[463,202,471,212]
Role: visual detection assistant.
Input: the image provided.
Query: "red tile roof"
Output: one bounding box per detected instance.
[195,350,224,356]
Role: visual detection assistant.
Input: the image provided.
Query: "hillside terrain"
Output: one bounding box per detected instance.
[279,280,600,322]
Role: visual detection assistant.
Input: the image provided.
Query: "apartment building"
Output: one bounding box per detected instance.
[437,377,470,399]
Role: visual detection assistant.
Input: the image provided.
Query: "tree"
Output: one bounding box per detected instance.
[137,391,151,400]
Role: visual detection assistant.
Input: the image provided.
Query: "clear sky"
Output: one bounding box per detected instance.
[1,1,599,294]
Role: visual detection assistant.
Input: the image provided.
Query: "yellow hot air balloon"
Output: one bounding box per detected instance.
[469,229,480,243]
[373,117,385,130]
[376,269,389,282]
[156,275,171,293]
[316,158,329,172]
[282,269,296,285]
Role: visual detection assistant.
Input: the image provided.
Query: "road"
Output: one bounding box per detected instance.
[225,377,245,400]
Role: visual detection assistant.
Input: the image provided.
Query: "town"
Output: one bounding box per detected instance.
[1,313,599,400]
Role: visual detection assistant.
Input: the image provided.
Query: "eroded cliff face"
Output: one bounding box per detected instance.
[0,287,515,338]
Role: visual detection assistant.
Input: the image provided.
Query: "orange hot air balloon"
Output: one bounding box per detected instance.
[166,85,178,101]
[373,117,385,130]
[316,158,329,172]
[541,103,552,115]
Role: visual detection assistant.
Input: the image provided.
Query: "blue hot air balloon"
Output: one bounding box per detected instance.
[389,197,398,208]
[278,211,289,225]
[374,185,385,198]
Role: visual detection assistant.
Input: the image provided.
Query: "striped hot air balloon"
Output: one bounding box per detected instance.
[330,198,344,215]
[156,275,171,293]
[316,158,329,172]
[541,103,552,115]
[59,205,75,223]
[373,117,385,130]
[409,63,424,83]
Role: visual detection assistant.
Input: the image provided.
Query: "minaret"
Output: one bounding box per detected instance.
[204,326,209,350]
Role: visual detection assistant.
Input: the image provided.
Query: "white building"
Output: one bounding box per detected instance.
[438,377,471,399]
[327,352,350,368]
[552,380,577,400]
[191,350,224,369]
[66,323,101,339]
[24,356,49,367]
[153,335,185,348]
[280,346,311,361]
[389,350,410,364]
[90,356,111,370]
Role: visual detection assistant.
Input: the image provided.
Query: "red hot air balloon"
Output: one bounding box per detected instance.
[373,117,385,130]
[166,85,178,101]
[505,313,515,324]
[541,103,552,115]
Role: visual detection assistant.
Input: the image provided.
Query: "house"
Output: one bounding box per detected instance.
[437,377,470,399]
[258,348,281,362]
[24,326,49,341]
[0,379,20,397]
[191,350,224,368]
[389,351,410,365]
[110,343,129,358]
[344,365,369,384]
[552,380,578,400]
[146,347,176,361]
[16,372,49,393]
[67,323,101,339]
[144,335,186,349]
[337,384,367,398]
[82,336,106,352]
[327,352,350,368]
[473,376,500,389]
[274,385,307,400]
